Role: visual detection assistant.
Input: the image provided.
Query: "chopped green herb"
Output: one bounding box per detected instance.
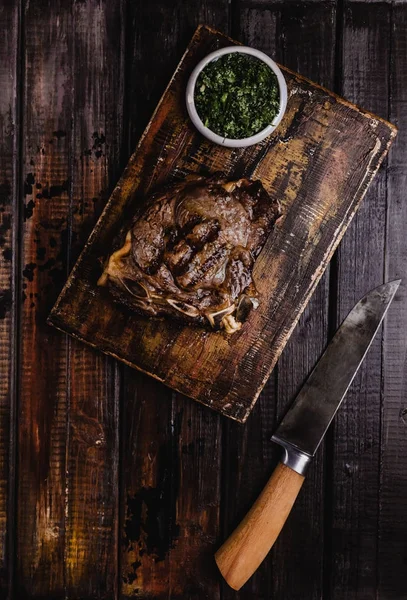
[194,52,280,140]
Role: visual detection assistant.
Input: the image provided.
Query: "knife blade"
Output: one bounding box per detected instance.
[272,278,401,476]
[215,279,401,591]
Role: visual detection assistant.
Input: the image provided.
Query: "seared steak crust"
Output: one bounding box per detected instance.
[98,174,280,333]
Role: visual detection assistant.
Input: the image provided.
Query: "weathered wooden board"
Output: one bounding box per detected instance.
[48,23,396,423]
[64,1,124,597]
[378,5,407,598]
[0,1,18,596]
[327,4,391,598]
[16,0,124,598]
[17,1,72,595]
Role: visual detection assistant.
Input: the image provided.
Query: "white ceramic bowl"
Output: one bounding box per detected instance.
[186,46,287,148]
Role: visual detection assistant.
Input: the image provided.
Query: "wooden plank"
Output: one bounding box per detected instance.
[120,6,178,597]
[327,4,391,598]
[167,398,222,598]
[121,380,223,599]
[378,6,407,599]
[221,4,334,598]
[16,0,72,596]
[0,1,19,597]
[49,24,396,423]
[120,373,174,598]
[120,5,229,598]
[271,4,335,598]
[64,1,124,598]
[18,2,125,596]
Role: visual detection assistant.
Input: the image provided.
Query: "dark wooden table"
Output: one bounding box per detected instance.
[1,1,406,598]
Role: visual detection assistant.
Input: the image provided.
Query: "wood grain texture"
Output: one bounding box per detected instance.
[327,4,391,598]
[0,1,19,596]
[167,397,222,598]
[64,1,124,597]
[120,4,228,598]
[49,24,396,423]
[16,1,125,597]
[270,4,334,598]
[16,1,72,595]
[378,6,407,598]
[120,373,174,597]
[121,387,222,598]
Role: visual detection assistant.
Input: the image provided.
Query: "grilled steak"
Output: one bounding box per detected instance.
[98,173,280,333]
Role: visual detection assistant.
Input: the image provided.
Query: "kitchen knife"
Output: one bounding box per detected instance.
[215,279,401,590]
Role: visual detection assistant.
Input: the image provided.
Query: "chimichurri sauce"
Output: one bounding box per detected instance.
[194,52,280,140]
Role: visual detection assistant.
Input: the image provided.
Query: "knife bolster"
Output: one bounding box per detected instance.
[271,436,312,475]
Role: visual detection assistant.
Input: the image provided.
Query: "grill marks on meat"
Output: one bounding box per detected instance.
[98,174,280,334]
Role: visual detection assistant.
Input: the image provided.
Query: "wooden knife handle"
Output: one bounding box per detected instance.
[215,462,305,590]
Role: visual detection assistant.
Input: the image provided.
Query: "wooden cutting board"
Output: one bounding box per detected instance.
[48,24,396,423]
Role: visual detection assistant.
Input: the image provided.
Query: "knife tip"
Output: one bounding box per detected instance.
[387,278,402,293]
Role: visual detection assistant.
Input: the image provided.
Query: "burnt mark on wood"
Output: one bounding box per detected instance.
[122,409,183,582]
[36,247,46,261]
[93,131,106,146]
[3,247,12,261]
[23,200,35,221]
[52,129,66,139]
[0,214,12,246]
[123,439,180,563]
[92,131,106,158]
[37,180,69,200]
[81,132,107,160]
[122,561,142,585]
[22,262,36,282]
[0,290,12,319]
[24,172,35,195]
[0,180,11,205]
